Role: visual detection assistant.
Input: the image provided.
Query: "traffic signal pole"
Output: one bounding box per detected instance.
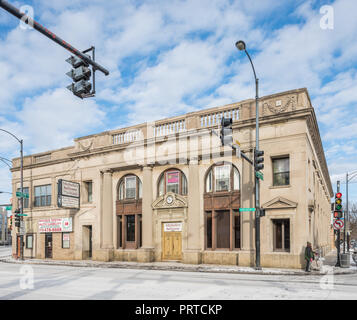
[0,0,109,76]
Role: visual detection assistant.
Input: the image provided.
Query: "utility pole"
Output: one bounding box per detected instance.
[236,40,262,270]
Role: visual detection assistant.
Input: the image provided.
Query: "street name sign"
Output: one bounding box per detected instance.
[239,208,256,212]
[255,171,264,181]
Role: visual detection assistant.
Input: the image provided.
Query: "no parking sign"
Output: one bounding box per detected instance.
[333,219,344,230]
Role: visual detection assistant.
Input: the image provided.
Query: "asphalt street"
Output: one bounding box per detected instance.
[0,260,356,300]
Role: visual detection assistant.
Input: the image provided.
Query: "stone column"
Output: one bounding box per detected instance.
[185,158,202,264]
[101,170,113,260]
[140,166,154,262]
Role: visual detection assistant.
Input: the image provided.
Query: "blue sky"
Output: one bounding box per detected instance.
[0,0,356,206]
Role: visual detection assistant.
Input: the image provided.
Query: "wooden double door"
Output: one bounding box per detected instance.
[162,223,182,261]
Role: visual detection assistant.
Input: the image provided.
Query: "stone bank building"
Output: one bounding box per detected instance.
[11,88,334,269]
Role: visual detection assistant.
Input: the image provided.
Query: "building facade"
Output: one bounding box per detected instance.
[11,88,334,269]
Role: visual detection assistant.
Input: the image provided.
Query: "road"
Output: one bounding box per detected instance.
[0,260,356,300]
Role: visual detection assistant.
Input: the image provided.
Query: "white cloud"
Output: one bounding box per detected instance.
[17,88,105,153]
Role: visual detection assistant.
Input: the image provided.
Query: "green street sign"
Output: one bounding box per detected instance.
[17,214,28,216]
[256,171,264,181]
[5,206,12,210]
[239,208,256,212]
[15,192,29,198]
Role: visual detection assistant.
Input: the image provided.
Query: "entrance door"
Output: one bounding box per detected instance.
[162,223,182,261]
[45,233,52,259]
[88,226,92,259]
[82,226,92,259]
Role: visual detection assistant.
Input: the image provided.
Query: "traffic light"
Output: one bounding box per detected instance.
[334,192,343,219]
[254,149,264,171]
[259,208,266,217]
[66,55,92,98]
[14,208,20,228]
[220,117,233,146]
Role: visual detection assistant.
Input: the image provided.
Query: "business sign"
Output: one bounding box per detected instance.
[167,172,179,184]
[38,217,73,233]
[164,222,182,232]
[58,179,80,198]
[58,179,80,209]
[58,195,80,209]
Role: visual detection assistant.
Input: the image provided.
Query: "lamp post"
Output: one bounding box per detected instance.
[0,129,23,260]
[235,40,261,270]
[346,170,357,253]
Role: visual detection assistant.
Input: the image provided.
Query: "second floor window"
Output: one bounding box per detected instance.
[206,163,240,193]
[84,181,93,203]
[118,175,142,200]
[34,185,51,207]
[158,169,187,196]
[273,157,290,186]
[17,187,29,208]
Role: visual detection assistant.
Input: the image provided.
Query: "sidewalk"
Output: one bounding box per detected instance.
[1,251,356,276]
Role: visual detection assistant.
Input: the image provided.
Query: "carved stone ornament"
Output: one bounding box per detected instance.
[263,95,297,115]
[78,139,93,151]
[152,192,188,209]
[261,196,298,210]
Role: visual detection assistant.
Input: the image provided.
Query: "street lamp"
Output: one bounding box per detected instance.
[0,156,12,169]
[0,191,12,194]
[346,170,357,253]
[235,40,261,270]
[0,129,24,260]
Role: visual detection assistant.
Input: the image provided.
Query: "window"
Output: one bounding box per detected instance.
[118,214,142,249]
[62,233,70,249]
[216,211,230,249]
[215,165,230,191]
[273,157,290,186]
[205,210,240,250]
[84,181,93,203]
[34,185,51,207]
[166,171,179,193]
[17,187,29,208]
[273,219,290,252]
[206,212,212,249]
[126,215,135,242]
[125,176,136,199]
[118,175,142,200]
[118,216,123,248]
[26,234,33,249]
[158,169,187,196]
[205,163,240,193]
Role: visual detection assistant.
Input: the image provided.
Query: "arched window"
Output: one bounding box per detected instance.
[205,163,240,193]
[204,163,241,251]
[116,174,142,250]
[117,175,142,200]
[158,169,187,196]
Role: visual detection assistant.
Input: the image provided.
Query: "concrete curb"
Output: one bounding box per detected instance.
[1,256,356,276]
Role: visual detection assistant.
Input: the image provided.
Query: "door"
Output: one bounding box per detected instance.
[162,223,182,261]
[82,225,92,259]
[45,233,52,259]
[88,226,92,259]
